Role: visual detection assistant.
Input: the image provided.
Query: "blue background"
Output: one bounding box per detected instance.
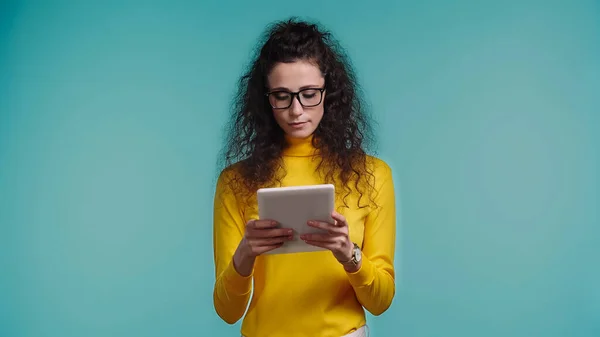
[1,1,599,336]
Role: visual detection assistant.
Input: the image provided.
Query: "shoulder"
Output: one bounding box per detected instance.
[218,162,242,180]
[365,154,393,182]
[363,155,395,208]
[215,161,245,196]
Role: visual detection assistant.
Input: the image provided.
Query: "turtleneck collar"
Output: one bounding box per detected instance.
[282,134,318,157]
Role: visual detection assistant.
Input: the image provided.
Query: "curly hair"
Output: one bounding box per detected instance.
[218,18,377,207]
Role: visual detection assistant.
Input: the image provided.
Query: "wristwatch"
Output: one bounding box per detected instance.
[343,243,362,266]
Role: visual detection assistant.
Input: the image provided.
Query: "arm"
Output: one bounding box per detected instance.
[212,172,252,324]
[346,163,396,315]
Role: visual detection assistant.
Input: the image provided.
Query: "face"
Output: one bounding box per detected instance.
[266,60,325,139]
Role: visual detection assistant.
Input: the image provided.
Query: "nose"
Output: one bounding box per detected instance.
[289,95,303,117]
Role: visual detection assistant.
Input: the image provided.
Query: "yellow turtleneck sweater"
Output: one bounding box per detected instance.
[212,135,396,337]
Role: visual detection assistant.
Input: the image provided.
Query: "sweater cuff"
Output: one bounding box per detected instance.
[346,255,375,287]
[223,259,253,295]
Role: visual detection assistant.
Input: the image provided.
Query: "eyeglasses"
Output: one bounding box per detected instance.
[265,88,325,109]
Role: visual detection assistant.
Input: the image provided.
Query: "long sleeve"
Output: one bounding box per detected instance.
[346,163,396,315]
[212,170,253,324]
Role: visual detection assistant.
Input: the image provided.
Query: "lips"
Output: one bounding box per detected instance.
[288,122,307,129]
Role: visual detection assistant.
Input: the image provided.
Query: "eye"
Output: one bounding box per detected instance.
[301,89,319,99]
[273,92,291,101]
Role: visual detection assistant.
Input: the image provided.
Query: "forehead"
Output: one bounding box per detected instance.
[267,60,324,90]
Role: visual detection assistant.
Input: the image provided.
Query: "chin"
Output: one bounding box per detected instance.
[286,129,314,138]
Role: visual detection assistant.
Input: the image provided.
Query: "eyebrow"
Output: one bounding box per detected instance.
[269,84,324,91]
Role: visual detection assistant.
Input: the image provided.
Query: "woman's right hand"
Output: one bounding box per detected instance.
[233,219,293,276]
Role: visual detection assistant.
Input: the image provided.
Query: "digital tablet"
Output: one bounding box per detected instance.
[257,184,335,255]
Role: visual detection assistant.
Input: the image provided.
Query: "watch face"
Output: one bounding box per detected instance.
[355,246,361,261]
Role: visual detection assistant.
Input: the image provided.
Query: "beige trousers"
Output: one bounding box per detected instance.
[242,325,369,337]
[342,325,369,337]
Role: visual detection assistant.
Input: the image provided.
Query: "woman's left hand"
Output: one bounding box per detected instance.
[300,211,353,264]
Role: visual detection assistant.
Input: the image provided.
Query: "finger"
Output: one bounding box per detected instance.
[251,243,284,255]
[250,236,292,247]
[247,219,279,229]
[331,211,348,227]
[248,228,294,238]
[303,240,337,251]
[300,233,338,242]
[307,220,345,235]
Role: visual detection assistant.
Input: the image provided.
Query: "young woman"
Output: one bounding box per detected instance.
[212,18,396,337]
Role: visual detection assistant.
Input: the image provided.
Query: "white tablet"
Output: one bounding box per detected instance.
[257,184,335,255]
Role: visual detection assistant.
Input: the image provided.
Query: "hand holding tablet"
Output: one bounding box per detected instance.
[257,184,336,255]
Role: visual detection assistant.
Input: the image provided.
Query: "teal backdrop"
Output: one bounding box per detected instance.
[1,1,599,336]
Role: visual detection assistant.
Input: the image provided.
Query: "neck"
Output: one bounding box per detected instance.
[282,134,318,157]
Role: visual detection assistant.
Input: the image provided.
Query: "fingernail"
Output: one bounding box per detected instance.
[288,229,293,234]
